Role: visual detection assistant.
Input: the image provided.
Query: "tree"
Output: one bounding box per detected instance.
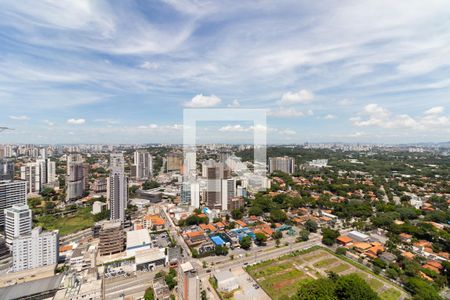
[270,209,287,223]
[335,247,347,255]
[322,228,340,246]
[142,180,160,190]
[240,236,252,250]
[305,220,318,233]
[405,277,442,300]
[231,208,243,220]
[296,278,337,300]
[334,274,379,300]
[214,245,228,256]
[165,268,177,290]
[255,232,267,245]
[298,229,310,242]
[144,287,155,300]
[297,274,380,300]
[201,290,207,300]
[272,231,283,240]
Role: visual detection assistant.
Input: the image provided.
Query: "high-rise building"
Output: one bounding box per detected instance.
[0,180,27,228]
[181,181,200,208]
[20,162,41,193]
[4,204,32,244]
[268,156,295,174]
[202,160,230,209]
[83,162,90,191]
[108,153,128,222]
[178,261,200,300]
[183,151,196,177]
[0,237,11,272]
[166,152,182,172]
[221,178,236,211]
[11,227,59,272]
[36,159,47,188]
[66,154,85,201]
[132,150,152,180]
[93,177,107,193]
[0,159,14,180]
[46,159,57,184]
[98,221,125,256]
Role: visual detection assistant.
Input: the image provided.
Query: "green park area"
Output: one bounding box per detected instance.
[245,247,405,300]
[36,206,96,236]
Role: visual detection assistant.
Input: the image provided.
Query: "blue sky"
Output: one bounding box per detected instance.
[0,0,449,144]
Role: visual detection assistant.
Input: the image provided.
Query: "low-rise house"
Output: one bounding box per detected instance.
[399,233,412,243]
[143,215,165,230]
[336,235,353,246]
[353,242,372,253]
[401,251,415,260]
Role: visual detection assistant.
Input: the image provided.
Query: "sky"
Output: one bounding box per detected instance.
[0,0,450,144]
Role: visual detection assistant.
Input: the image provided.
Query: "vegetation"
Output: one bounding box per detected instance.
[295,273,380,300]
[240,236,252,250]
[37,206,95,236]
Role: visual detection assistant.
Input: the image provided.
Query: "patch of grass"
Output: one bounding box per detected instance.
[380,288,401,300]
[245,247,406,300]
[302,251,328,261]
[313,258,338,268]
[260,269,305,299]
[367,278,384,291]
[37,207,95,236]
[329,263,351,273]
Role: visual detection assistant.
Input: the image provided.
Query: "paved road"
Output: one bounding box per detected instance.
[104,271,155,300]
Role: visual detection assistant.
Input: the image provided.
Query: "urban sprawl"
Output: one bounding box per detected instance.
[0,143,449,300]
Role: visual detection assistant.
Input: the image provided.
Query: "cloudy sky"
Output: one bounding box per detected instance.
[0,0,449,144]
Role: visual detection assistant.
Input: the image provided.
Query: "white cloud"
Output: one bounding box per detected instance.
[351,104,449,131]
[268,108,304,118]
[140,61,159,70]
[324,114,336,120]
[43,120,54,126]
[280,89,314,105]
[94,118,119,124]
[219,125,247,132]
[9,115,29,120]
[227,99,240,108]
[338,99,352,106]
[67,118,86,125]
[184,94,222,108]
[137,123,182,130]
[279,129,296,135]
[424,106,444,115]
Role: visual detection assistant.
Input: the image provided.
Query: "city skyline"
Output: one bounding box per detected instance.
[1,1,450,144]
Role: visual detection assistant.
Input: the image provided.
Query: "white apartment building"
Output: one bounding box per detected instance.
[221,178,236,211]
[46,159,57,184]
[0,180,27,228]
[4,204,32,244]
[181,181,200,208]
[12,227,59,272]
[21,162,41,193]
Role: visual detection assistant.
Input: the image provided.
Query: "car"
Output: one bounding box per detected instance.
[244,262,248,265]
[206,269,211,273]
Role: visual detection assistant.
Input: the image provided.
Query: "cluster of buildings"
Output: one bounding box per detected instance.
[0,180,59,276]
